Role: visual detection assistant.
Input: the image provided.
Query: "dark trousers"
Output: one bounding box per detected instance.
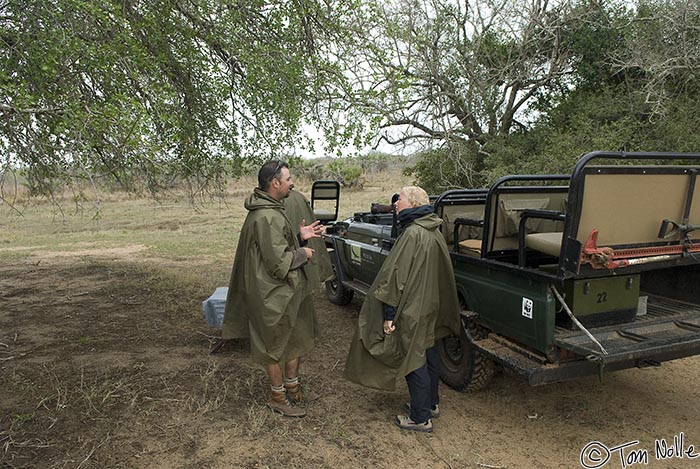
[405,346,440,424]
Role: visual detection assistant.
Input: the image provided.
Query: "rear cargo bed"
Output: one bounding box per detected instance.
[555,293,700,363]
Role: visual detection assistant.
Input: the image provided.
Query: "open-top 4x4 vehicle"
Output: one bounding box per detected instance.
[317,151,700,391]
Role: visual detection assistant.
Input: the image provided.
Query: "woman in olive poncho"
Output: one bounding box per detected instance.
[344,186,460,433]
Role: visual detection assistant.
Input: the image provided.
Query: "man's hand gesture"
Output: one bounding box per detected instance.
[299,219,325,241]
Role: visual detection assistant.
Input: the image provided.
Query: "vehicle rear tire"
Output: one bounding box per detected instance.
[325,257,354,305]
[437,305,494,392]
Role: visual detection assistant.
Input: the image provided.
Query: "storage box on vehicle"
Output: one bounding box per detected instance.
[557,274,640,329]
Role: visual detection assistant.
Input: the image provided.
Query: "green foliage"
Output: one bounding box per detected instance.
[12,413,34,425]
[405,144,486,194]
[289,159,328,181]
[482,84,700,179]
[406,0,700,187]
[563,1,630,89]
[293,153,396,187]
[326,159,364,188]
[77,336,90,345]
[3,0,699,201]
[0,0,359,200]
[358,151,392,173]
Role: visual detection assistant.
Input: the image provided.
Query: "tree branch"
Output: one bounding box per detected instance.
[0,104,63,116]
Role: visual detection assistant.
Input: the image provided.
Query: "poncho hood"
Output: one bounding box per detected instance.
[412,212,442,231]
[397,204,434,228]
[244,187,283,211]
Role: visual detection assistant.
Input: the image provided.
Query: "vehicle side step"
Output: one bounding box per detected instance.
[475,337,548,379]
[341,279,370,296]
[475,337,597,386]
[475,334,700,385]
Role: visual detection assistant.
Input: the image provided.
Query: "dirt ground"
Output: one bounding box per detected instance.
[2,249,700,469]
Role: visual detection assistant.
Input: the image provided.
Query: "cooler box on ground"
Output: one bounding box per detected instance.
[202,287,228,330]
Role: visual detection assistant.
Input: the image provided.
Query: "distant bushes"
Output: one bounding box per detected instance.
[293,157,365,189]
[292,151,411,189]
[326,160,364,188]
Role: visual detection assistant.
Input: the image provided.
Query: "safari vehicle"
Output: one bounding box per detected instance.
[319,151,700,390]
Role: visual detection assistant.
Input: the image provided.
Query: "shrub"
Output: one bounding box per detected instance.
[326,159,365,188]
[405,144,486,194]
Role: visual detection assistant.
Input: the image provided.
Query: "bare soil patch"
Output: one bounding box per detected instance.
[28,245,149,260]
[2,253,700,468]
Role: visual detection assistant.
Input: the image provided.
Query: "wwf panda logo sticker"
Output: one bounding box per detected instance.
[522,298,533,319]
[350,245,362,264]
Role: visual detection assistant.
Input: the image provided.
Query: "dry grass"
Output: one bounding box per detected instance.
[0,170,418,468]
[3,169,700,468]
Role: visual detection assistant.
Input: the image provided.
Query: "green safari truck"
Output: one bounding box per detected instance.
[319,151,700,390]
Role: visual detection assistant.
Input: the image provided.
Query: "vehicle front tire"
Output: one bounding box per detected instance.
[325,257,354,305]
[437,307,494,392]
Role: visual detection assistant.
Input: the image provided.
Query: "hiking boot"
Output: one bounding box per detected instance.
[404,402,440,419]
[394,415,433,433]
[284,382,318,404]
[267,390,306,418]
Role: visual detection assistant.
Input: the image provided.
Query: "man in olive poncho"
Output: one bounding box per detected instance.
[223,161,324,418]
[344,186,460,432]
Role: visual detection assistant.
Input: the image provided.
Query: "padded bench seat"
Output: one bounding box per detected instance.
[459,237,520,255]
[458,239,483,254]
[524,232,563,257]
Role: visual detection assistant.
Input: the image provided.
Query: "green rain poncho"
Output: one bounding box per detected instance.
[343,212,461,391]
[283,189,334,287]
[222,188,318,365]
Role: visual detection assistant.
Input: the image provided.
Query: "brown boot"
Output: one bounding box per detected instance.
[284,381,318,404]
[267,389,306,418]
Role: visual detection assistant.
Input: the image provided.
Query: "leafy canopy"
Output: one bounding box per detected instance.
[0,0,358,198]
